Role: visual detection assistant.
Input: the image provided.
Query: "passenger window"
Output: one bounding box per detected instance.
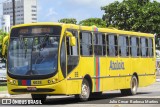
[93,33,106,56]
[118,36,129,57]
[130,37,139,57]
[107,34,118,56]
[137,38,140,56]
[80,32,93,56]
[148,38,153,57]
[140,37,148,57]
[66,30,79,74]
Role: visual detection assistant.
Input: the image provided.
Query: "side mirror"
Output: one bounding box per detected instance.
[2,45,6,56]
[70,37,76,46]
[65,31,76,46]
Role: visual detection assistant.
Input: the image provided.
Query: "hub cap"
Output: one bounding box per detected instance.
[132,77,137,92]
[81,83,89,98]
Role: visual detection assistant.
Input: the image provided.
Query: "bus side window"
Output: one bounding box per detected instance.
[80,32,93,56]
[146,38,149,56]
[131,36,138,57]
[136,37,140,56]
[126,36,129,56]
[66,30,79,74]
[93,33,106,56]
[148,38,153,57]
[102,34,106,56]
[118,35,128,57]
[140,37,148,57]
[107,34,118,57]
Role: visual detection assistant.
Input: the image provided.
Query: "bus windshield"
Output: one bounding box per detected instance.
[8,26,61,77]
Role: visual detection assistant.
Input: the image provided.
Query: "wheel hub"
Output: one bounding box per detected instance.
[132,77,137,92]
[81,84,89,98]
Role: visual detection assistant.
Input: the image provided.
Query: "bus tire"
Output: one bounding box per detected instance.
[75,79,90,101]
[121,75,138,95]
[31,94,47,103]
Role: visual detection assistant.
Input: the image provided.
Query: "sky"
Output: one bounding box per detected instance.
[37,0,123,22]
[0,0,122,28]
[0,0,160,28]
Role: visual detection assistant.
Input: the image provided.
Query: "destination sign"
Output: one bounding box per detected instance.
[11,26,62,37]
[19,28,51,34]
[32,28,51,34]
[19,28,29,34]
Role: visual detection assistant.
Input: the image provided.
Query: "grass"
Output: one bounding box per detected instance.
[0,86,7,92]
[0,82,7,92]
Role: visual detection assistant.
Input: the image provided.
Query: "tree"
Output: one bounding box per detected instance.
[58,18,77,24]
[0,29,8,58]
[79,18,106,28]
[101,0,160,34]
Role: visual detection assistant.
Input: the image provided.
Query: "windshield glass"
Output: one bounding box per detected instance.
[8,26,61,76]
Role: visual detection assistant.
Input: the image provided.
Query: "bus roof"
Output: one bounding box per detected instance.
[11,22,154,37]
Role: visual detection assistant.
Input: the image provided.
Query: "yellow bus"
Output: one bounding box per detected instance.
[2,35,9,57]
[7,23,156,102]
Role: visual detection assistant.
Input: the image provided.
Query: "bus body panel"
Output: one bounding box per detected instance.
[8,79,67,95]
[66,79,81,95]
[66,65,82,95]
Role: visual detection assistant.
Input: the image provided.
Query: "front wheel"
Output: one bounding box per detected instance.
[121,75,138,95]
[75,79,90,101]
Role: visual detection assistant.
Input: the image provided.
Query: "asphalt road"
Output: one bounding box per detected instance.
[1,81,160,107]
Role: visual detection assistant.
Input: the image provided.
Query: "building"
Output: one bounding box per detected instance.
[1,15,10,33]
[3,0,37,27]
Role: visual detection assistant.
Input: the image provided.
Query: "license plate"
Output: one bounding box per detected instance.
[27,87,37,91]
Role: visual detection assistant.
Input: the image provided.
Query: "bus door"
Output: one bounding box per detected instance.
[66,30,80,94]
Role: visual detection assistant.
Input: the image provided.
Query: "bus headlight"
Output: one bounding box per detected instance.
[9,79,16,85]
[13,80,16,84]
[48,79,57,84]
[9,79,13,83]
[52,79,58,83]
[48,80,51,84]
[52,79,56,83]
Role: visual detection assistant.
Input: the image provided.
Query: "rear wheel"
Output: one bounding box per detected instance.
[121,75,138,95]
[31,94,47,103]
[75,79,90,101]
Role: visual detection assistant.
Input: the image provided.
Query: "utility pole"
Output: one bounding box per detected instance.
[12,0,15,25]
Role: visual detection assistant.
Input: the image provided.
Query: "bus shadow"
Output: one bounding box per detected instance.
[44,92,151,105]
